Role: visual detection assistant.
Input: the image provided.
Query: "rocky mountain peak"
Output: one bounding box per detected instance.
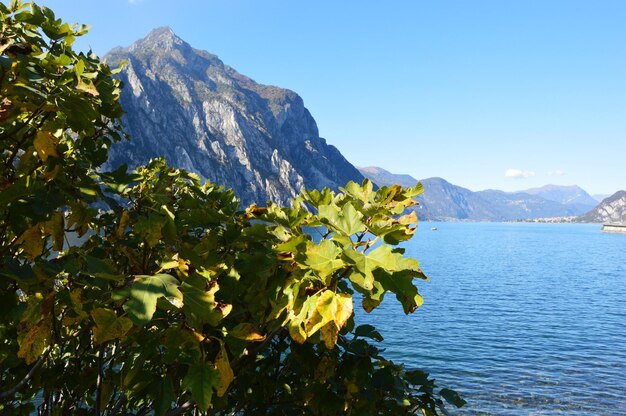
[104,28,363,206]
[129,26,185,52]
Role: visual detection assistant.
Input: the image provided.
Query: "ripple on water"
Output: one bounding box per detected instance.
[357,223,626,416]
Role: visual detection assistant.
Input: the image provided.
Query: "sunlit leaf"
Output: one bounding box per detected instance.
[33,131,59,161]
[123,274,182,326]
[229,323,265,342]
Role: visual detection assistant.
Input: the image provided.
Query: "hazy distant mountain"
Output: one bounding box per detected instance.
[523,184,597,214]
[356,167,486,220]
[592,194,611,203]
[358,166,586,221]
[104,27,363,205]
[577,191,626,223]
[475,189,582,220]
[358,166,418,189]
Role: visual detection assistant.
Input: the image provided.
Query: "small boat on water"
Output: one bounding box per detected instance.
[431,227,438,231]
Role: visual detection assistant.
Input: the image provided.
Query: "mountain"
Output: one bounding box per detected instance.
[592,194,611,203]
[522,184,597,214]
[475,189,581,220]
[358,166,586,221]
[357,166,419,189]
[103,27,363,205]
[577,191,626,223]
[357,167,485,220]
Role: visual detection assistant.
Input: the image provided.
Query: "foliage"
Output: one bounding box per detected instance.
[0,2,465,415]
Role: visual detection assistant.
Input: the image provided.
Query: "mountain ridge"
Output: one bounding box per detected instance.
[358,166,607,221]
[103,27,364,205]
[577,191,626,223]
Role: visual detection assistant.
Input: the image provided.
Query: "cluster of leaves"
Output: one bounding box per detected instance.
[0,2,465,415]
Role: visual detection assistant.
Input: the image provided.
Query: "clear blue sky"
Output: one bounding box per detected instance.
[32,0,626,195]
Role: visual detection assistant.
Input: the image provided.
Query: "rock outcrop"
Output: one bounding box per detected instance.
[104,27,363,206]
[578,191,626,223]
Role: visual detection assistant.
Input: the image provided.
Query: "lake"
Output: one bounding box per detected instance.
[358,222,626,415]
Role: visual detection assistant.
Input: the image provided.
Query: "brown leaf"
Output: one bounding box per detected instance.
[0,97,13,123]
[18,319,51,364]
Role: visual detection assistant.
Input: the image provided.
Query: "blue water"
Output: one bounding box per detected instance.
[358,222,626,415]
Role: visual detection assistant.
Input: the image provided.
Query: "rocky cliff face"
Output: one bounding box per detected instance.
[104,27,363,206]
[578,191,626,223]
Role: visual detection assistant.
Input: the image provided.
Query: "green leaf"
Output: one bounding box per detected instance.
[133,214,166,247]
[341,179,374,202]
[353,324,384,342]
[123,274,182,326]
[91,308,133,344]
[179,280,232,326]
[366,245,398,270]
[303,239,343,281]
[440,388,467,408]
[153,377,175,416]
[318,202,366,236]
[374,269,424,314]
[183,363,220,412]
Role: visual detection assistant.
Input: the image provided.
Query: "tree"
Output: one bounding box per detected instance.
[0,2,465,415]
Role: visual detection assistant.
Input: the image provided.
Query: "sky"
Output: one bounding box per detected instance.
[29,0,626,195]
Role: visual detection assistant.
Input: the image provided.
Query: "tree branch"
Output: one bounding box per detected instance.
[0,347,51,399]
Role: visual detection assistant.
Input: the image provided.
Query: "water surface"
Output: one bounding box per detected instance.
[358,222,626,415]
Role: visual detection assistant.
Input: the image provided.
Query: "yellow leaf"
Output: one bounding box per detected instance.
[288,321,307,344]
[34,131,59,161]
[215,342,233,397]
[48,212,64,251]
[304,291,353,338]
[18,319,51,364]
[333,293,353,329]
[321,322,338,349]
[76,79,99,96]
[17,225,43,260]
[91,308,133,344]
[304,290,335,336]
[116,210,130,238]
[229,323,266,342]
[178,258,190,276]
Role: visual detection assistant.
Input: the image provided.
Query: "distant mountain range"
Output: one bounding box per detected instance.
[358,166,618,222]
[523,184,597,212]
[104,27,363,205]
